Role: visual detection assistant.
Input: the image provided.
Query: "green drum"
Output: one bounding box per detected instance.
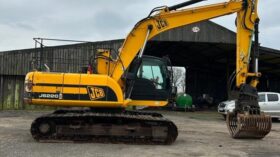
[176,94,192,108]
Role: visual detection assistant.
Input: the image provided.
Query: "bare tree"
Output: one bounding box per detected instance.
[172,67,186,93]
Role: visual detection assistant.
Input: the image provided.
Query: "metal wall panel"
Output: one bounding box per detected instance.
[0,40,124,76]
[0,75,3,110]
[0,75,58,110]
[2,76,15,109]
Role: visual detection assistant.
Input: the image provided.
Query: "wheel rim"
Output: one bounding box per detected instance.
[39,123,51,134]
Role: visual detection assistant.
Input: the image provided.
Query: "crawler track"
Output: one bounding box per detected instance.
[30,109,178,145]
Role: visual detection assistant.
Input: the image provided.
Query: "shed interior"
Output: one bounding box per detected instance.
[145,41,280,104]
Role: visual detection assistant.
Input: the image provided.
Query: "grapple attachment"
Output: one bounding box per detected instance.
[226,112,271,139]
[226,84,272,139]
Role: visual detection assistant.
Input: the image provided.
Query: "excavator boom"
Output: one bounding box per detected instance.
[24,0,271,144]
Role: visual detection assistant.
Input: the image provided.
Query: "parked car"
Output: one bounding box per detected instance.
[218,92,280,120]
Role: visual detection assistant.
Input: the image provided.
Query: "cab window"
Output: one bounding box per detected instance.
[267,94,279,102]
[137,58,167,89]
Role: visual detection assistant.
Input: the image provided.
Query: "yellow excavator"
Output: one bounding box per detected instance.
[24,0,271,144]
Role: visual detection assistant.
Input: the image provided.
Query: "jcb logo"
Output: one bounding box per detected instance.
[155,18,168,30]
[87,87,105,100]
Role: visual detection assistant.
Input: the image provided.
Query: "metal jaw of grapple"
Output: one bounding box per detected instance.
[226,84,272,139]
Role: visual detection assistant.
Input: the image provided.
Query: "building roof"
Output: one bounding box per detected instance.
[152,20,236,44]
[0,20,280,77]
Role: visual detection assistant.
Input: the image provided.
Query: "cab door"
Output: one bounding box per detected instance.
[127,56,171,101]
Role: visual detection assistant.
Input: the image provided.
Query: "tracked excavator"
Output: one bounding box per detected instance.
[24,0,271,144]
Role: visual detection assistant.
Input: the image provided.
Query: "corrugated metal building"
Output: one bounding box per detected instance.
[0,40,123,110]
[1,21,280,110]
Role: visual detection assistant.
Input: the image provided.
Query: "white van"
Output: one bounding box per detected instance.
[218,92,280,120]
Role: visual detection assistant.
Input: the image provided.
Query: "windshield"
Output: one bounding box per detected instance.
[137,58,167,89]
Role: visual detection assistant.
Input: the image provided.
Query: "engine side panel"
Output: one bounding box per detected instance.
[25,72,125,108]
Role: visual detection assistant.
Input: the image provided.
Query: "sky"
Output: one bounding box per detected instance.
[0,0,279,51]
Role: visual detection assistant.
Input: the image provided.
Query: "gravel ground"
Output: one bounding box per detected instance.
[0,110,279,157]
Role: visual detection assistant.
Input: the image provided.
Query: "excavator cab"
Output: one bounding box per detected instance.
[125,56,172,102]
